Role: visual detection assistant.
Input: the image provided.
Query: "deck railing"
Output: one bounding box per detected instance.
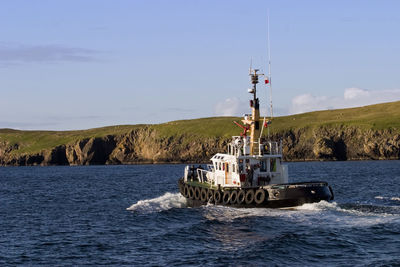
[196,169,214,185]
[228,136,283,156]
[262,140,282,155]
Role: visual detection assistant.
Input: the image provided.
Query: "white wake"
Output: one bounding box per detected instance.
[126,192,187,213]
[375,196,400,202]
[201,200,400,227]
[295,200,338,211]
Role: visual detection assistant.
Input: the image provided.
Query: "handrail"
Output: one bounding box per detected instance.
[207,164,214,171]
[197,169,214,184]
[228,136,282,156]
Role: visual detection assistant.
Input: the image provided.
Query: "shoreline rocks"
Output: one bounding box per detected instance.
[1,126,399,166]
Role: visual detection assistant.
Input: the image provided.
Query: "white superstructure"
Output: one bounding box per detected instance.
[184,68,289,189]
[184,135,288,188]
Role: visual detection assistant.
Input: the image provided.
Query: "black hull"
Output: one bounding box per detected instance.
[178,178,334,209]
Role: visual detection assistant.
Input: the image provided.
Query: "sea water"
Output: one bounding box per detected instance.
[1,161,399,266]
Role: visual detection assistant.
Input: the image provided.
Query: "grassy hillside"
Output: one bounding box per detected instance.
[154,101,400,138]
[0,125,143,155]
[1,101,400,155]
[271,101,400,132]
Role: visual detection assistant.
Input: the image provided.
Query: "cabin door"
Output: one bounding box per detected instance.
[225,163,232,185]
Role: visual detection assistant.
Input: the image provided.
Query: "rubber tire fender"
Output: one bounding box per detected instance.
[200,188,208,202]
[207,189,214,202]
[188,186,195,200]
[222,191,231,205]
[254,189,266,204]
[178,181,182,194]
[245,189,255,205]
[194,187,201,200]
[214,190,222,203]
[230,190,238,205]
[179,181,185,196]
[237,189,246,205]
[183,184,189,198]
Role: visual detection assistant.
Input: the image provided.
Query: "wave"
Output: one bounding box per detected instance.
[201,201,338,222]
[295,200,338,211]
[375,196,400,202]
[298,201,400,216]
[126,192,187,213]
[201,200,400,228]
[126,192,400,226]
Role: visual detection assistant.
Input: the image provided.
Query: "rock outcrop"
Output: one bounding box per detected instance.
[281,126,400,161]
[0,125,399,166]
[65,135,116,165]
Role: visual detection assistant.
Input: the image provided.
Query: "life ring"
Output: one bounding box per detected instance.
[245,189,255,204]
[222,191,231,205]
[183,184,189,198]
[188,186,195,199]
[237,190,246,205]
[214,190,222,203]
[255,189,266,204]
[200,188,208,202]
[194,187,201,200]
[230,190,238,204]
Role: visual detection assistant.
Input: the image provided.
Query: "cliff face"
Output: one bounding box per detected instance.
[0,126,399,166]
[281,126,400,161]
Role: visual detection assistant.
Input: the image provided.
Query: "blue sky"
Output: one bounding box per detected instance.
[1,0,400,130]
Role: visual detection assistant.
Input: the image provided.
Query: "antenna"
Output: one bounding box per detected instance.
[249,57,253,75]
[260,10,273,139]
[267,9,273,120]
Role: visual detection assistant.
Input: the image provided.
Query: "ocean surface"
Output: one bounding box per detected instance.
[1,161,400,266]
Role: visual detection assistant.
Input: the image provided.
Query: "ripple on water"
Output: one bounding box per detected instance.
[1,162,400,266]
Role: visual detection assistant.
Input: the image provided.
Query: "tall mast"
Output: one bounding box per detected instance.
[260,10,273,139]
[267,10,273,121]
[249,69,261,155]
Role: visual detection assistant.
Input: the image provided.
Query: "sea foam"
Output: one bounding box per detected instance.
[126,192,187,213]
[375,196,400,202]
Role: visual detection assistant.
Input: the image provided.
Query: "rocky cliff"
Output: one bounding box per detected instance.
[0,125,399,166]
[281,126,400,161]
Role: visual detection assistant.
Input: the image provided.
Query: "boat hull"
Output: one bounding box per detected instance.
[178,178,334,208]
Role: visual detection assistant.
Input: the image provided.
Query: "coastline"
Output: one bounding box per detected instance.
[1,125,399,167]
[2,101,400,167]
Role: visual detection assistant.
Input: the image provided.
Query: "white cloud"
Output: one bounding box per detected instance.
[0,43,99,65]
[290,88,400,114]
[214,97,245,116]
[215,97,288,117]
[343,87,370,100]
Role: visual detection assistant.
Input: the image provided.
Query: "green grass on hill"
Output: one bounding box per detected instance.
[1,101,400,155]
[153,101,400,137]
[152,117,240,138]
[271,101,400,132]
[0,125,144,155]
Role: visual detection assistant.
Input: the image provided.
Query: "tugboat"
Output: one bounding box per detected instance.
[178,68,334,208]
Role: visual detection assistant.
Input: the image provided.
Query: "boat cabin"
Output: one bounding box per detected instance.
[184,136,288,188]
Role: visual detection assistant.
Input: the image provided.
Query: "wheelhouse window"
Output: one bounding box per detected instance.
[260,160,266,172]
[270,159,276,172]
